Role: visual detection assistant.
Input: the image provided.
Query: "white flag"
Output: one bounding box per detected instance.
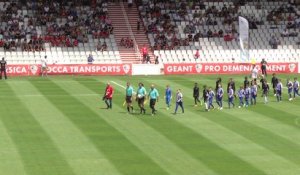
[239,16,249,62]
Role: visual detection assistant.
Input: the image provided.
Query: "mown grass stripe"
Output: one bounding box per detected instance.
[248,104,300,130]
[58,78,218,175]
[30,79,168,175]
[222,107,300,148]
[0,82,74,175]
[0,115,27,175]
[170,78,300,165]
[201,110,300,165]
[139,78,300,175]
[8,81,121,175]
[95,78,266,175]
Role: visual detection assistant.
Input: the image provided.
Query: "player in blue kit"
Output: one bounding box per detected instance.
[228,86,235,108]
[165,85,172,110]
[216,84,224,110]
[287,78,293,101]
[276,79,283,102]
[244,84,251,107]
[293,77,300,99]
[262,79,269,104]
[237,86,245,108]
[174,89,184,114]
[208,87,215,110]
[250,81,258,105]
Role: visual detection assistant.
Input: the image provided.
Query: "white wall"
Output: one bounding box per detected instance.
[132,64,162,75]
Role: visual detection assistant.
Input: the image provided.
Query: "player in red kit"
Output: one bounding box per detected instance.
[103,83,114,109]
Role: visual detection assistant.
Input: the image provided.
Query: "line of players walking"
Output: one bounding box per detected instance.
[102,74,299,115]
[126,82,184,116]
[193,74,300,112]
[102,82,184,116]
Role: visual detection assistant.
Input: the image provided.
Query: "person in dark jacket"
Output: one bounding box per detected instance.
[271,73,279,96]
[203,85,209,111]
[193,83,201,106]
[0,57,7,79]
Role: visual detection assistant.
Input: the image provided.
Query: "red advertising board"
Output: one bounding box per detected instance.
[164,63,298,75]
[6,64,132,76]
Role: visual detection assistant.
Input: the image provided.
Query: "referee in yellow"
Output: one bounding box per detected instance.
[148,84,159,116]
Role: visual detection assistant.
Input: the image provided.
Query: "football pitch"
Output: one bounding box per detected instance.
[0,74,300,175]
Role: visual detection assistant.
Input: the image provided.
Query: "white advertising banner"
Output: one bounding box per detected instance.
[239,16,250,63]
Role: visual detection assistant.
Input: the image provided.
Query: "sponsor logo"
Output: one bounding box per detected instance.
[289,63,296,73]
[122,64,130,74]
[30,65,38,75]
[7,64,132,76]
[164,63,298,74]
[195,64,202,73]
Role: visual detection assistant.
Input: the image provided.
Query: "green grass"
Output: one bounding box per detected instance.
[0,74,300,175]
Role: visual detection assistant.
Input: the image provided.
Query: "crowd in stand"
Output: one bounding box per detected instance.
[0,0,298,56]
[136,0,300,51]
[267,4,298,26]
[97,41,108,52]
[120,37,134,48]
[0,0,113,52]
[135,0,244,50]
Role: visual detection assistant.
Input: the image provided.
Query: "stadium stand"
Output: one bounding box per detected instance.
[0,0,122,64]
[137,0,300,64]
[0,0,299,65]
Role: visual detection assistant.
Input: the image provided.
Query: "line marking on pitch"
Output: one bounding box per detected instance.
[0,94,102,98]
[110,81,137,94]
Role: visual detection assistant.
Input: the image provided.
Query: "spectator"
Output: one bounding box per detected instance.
[154,56,159,64]
[128,0,133,8]
[0,39,4,47]
[145,54,151,64]
[286,21,295,29]
[141,45,148,60]
[137,18,141,33]
[97,41,102,51]
[212,30,219,37]
[206,16,217,25]
[207,29,213,38]
[100,42,107,52]
[120,38,126,47]
[125,37,134,48]
[289,29,298,37]
[87,54,94,64]
[281,28,289,37]
[261,58,268,76]
[224,33,234,42]
[295,16,300,28]
[73,39,78,47]
[188,33,193,42]
[65,37,72,47]
[4,42,10,51]
[218,29,224,37]
[296,36,300,45]
[194,49,200,59]
[269,35,280,49]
